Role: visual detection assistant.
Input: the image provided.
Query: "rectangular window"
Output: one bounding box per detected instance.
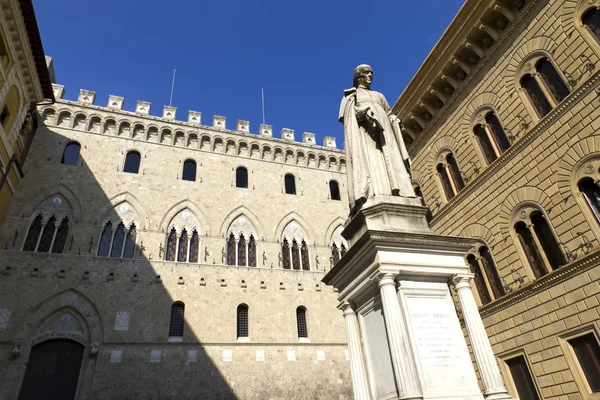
[506,356,540,400]
[569,333,600,392]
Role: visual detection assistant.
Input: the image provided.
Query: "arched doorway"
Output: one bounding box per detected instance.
[18,339,85,400]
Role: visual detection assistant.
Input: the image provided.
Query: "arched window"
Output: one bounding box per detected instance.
[60,142,80,166]
[238,234,247,266]
[225,232,256,267]
[582,7,600,43]
[474,124,497,164]
[282,238,291,269]
[437,152,464,201]
[97,221,113,257]
[165,228,177,262]
[520,57,570,118]
[168,302,185,338]
[23,215,69,254]
[182,160,196,182]
[301,240,310,270]
[227,233,236,265]
[236,167,248,188]
[123,151,141,174]
[473,111,510,165]
[514,208,566,280]
[189,230,199,263]
[291,239,301,270]
[467,246,505,305]
[285,174,296,195]
[109,223,125,258]
[0,86,19,134]
[332,243,340,265]
[579,178,600,224]
[248,235,257,267]
[177,229,188,262]
[122,224,136,259]
[329,180,341,200]
[486,112,510,153]
[98,222,136,258]
[237,304,249,339]
[297,307,308,339]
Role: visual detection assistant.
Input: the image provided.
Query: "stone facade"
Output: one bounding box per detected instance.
[0,91,353,399]
[394,0,600,398]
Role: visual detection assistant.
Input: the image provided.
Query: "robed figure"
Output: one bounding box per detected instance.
[339,64,415,214]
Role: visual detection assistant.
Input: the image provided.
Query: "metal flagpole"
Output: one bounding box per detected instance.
[261,88,265,125]
[169,69,176,107]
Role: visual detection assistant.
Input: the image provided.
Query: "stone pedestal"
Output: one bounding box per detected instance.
[323,196,512,400]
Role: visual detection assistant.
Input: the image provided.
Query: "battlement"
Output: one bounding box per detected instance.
[52,85,340,150]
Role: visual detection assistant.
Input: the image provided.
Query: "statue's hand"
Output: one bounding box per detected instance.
[356,107,370,120]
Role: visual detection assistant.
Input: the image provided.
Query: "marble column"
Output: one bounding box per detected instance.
[340,302,371,400]
[451,274,511,400]
[378,273,423,400]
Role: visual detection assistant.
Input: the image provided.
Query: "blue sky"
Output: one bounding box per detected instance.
[33,0,464,146]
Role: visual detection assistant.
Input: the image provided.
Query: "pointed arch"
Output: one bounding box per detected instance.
[274,212,316,244]
[100,192,148,229]
[159,199,211,235]
[20,184,82,223]
[324,217,347,246]
[498,186,554,234]
[219,205,265,239]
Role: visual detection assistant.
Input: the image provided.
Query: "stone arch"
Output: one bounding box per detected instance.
[425,135,459,172]
[219,206,265,240]
[459,92,503,132]
[324,217,347,246]
[6,289,102,400]
[73,113,87,130]
[559,0,600,39]
[159,199,211,235]
[87,114,103,133]
[502,36,559,98]
[99,192,148,228]
[200,134,211,150]
[460,223,496,248]
[21,183,83,223]
[557,135,600,197]
[274,212,316,244]
[498,186,554,233]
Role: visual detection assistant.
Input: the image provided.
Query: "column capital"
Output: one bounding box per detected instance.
[376,272,398,288]
[450,273,475,289]
[338,301,356,316]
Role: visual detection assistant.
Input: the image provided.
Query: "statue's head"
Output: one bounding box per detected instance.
[353,64,373,88]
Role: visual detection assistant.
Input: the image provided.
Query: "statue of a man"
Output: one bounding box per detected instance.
[339,64,414,215]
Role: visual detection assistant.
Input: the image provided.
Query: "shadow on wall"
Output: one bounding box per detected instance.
[0,126,237,399]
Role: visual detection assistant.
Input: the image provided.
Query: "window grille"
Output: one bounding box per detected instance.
[297,307,308,339]
[569,333,600,392]
[237,305,249,338]
[168,302,185,337]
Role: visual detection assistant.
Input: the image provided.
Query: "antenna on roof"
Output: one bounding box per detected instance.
[169,69,176,107]
[261,88,265,125]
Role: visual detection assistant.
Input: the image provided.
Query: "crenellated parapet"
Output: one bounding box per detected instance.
[38,85,346,172]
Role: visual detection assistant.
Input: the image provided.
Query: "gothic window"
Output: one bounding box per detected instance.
[291,239,301,270]
[520,57,570,118]
[189,230,199,263]
[165,228,177,262]
[23,215,43,251]
[579,178,600,224]
[122,224,136,259]
[330,180,341,200]
[236,167,248,188]
[248,235,257,267]
[568,333,600,392]
[97,222,113,257]
[37,217,56,253]
[60,142,80,166]
[51,217,69,254]
[168,302,185,338]
[227,233,236,265]
[238,234,247,266]
[182,160,196,182]
[285,174,296,195]
[436,152,464,201]
[506,356,540,400]
[514,207,566,280]
[583,7,600,44]
[467,246,505,305]
[177,229,188,262]
[332,243,340,265]
[301,240,310,270]
[237,304,249,339]
[297,307,308,339]
[110,223,125,258]
[123,151,141,174]
[282,238,291,270]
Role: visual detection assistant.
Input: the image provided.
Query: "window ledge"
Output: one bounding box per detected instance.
[168,336,183,343]
[298,338,310,343]
[237,337,250,343]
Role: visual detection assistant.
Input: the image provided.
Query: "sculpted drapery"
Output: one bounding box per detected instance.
[339,64,414,214]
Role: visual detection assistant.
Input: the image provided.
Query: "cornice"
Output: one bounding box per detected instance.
[430,69,600,226]
[394,0,544,155]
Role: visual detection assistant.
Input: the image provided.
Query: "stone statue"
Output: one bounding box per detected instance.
[339,64,414,215]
